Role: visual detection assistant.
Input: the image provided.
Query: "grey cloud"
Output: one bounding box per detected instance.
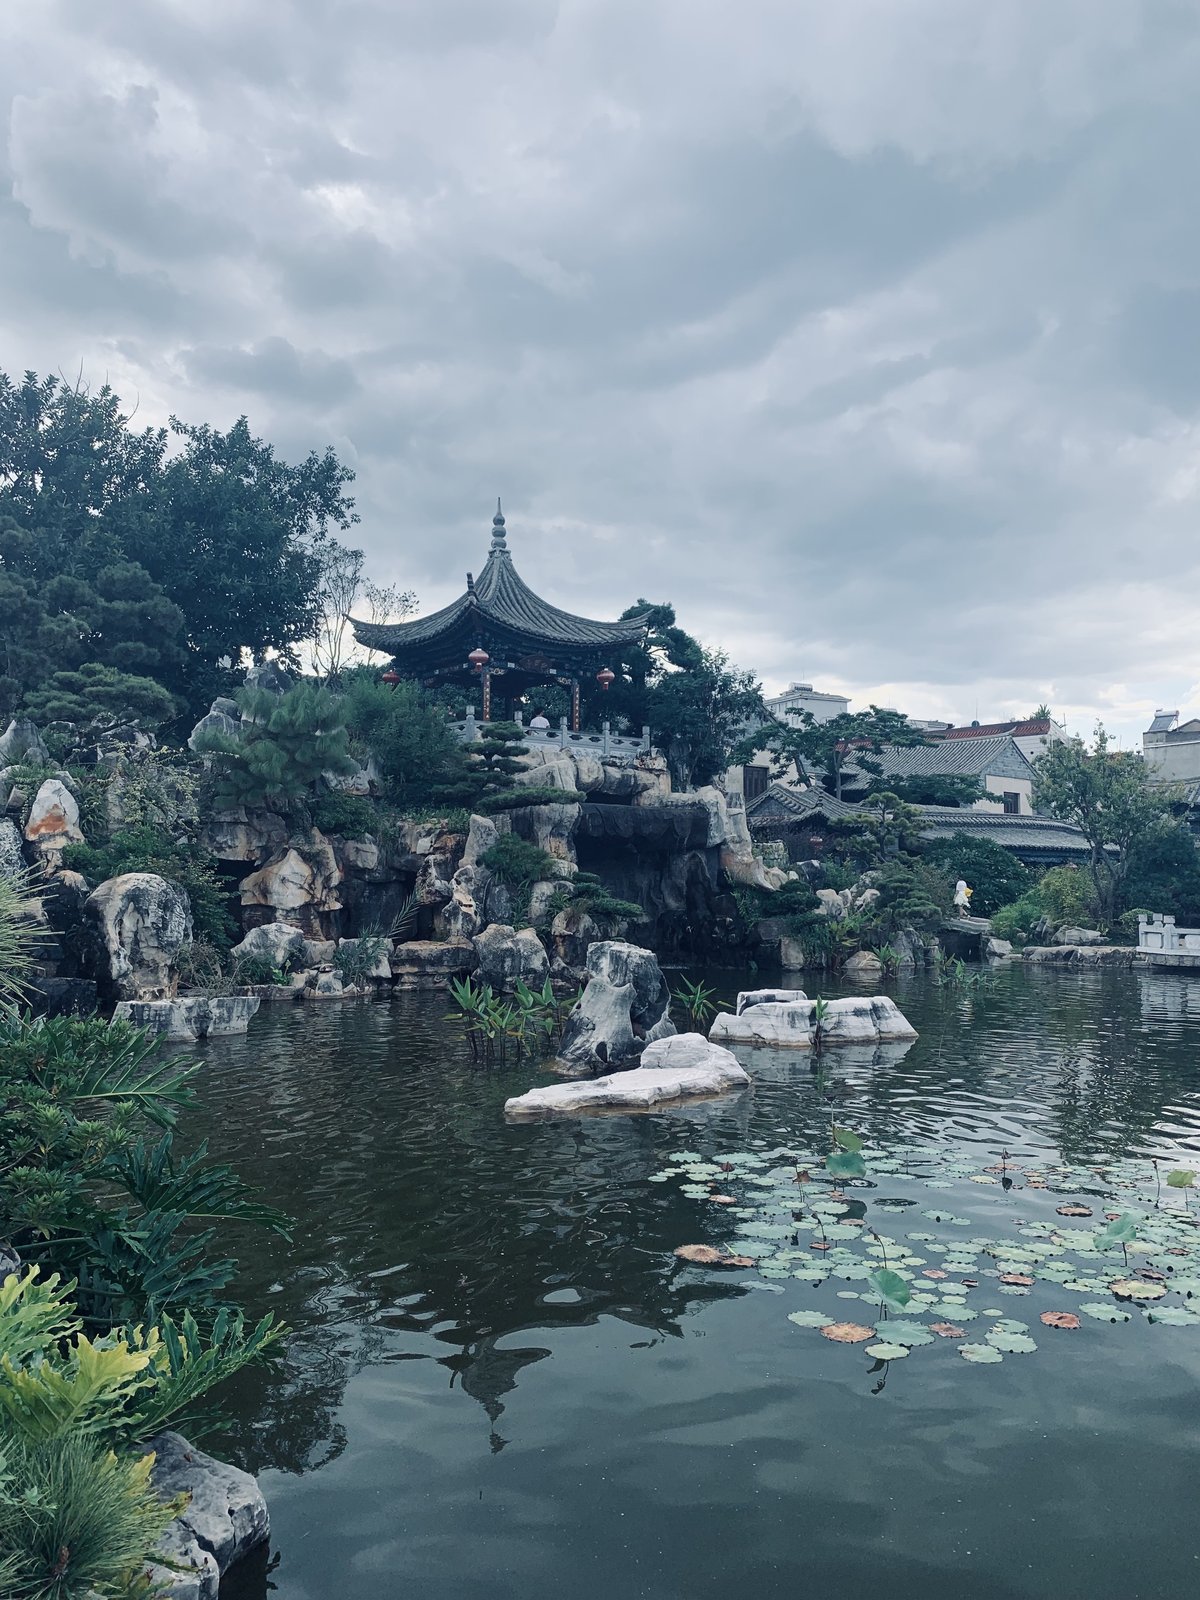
[5,1,1200,739]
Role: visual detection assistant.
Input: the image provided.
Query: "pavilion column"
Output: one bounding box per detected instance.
[569,678,580,732]
[482,665,492,722]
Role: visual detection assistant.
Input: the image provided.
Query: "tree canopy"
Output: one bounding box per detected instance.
[737,706,928,801]
[1033,726,1171,926]
[0,368,360,722]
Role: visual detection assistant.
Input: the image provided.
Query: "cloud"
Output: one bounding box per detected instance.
[4,0,1200,743]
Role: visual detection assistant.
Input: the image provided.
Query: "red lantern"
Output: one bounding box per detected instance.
[381,669,400,689]
[468,647,490,673]
[596,666,615,690]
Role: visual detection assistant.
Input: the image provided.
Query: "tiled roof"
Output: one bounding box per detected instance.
[840,735,1035,783]
[940,719,1053,739]
[915,807,1092,854]
[351,505,650,657]
[745,784,861,822]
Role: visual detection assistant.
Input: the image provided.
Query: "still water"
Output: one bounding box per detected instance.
[192,965,1200,1600]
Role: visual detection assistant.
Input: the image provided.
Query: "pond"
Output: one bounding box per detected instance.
[192,964,1200,1600]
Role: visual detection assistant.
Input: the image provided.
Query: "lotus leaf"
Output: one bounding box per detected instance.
[787,1309,834,1328]
[820,1322,875,1343]
[1079,1302,1131,1322]
[874,1320,934,1346]
[1111,1278,1166,1300]
[987,1330,1037,1353]
[865,1342,909,1360]
[959,1343,1003,1363]
[1146,1306,1200,1325]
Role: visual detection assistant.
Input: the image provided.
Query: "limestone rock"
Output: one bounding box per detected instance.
[0,817,23,880]
[113,995,260,1041]
[557,940,675,1069]
[472,924,550,992]
[199,808,288,864]
[303,938,337,966]
[710,994,917,1050]
[239,836,342,936]
[244,658,292,694]
[84,874,193,1001]
[390,938,478,987]
[505,1032,748,1119]
[462,813,501,869]
[441,863,511,940]
[984,936,1014,959]
[843,949,883,976]
[1023,944,1136,966]
[323,764,371,795]
[1052,925,1106,946]
[26,977,98,1018]
[815,889,849,921]
[24,779,83,857]
[0,717,48,766]
[143,1431,269,1600]
[187,702,241,753]
[230,922,308,971]
[738,987,808,1011]
[528,878,566,927]
[550,904,603,969]
[306,970,346,999]
[510,800,581,864]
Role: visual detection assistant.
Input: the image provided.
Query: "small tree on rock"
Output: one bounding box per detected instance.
[194,682,356,810]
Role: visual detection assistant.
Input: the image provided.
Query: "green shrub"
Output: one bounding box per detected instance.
[870,858,953,936]
[481,835,557,888]
[310,787,376,838]
[231,954,290,987]
[476,786,585,814]
[990,863,1100,944]
[332,930,392,986]
[342,674,474,809]
[193,682,356,809]
[923,834,1033,918]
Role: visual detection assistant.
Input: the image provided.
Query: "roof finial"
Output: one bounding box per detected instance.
[490,497,507,552]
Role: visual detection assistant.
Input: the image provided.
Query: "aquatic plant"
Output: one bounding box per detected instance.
[657,1132,1200,1378]
[670,978,720,1032]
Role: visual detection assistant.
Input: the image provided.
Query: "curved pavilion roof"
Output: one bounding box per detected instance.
[350,504,651,675]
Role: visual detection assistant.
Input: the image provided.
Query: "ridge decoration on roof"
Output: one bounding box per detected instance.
[350,501,652,670]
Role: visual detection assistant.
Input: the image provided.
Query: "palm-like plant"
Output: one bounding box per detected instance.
[0,872,44,1015]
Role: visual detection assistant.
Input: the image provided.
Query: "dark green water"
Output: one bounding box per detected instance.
[191,965,1200,1600]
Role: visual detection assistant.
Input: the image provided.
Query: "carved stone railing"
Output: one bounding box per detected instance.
[1139,912,1200,953]
[447,710,654,763]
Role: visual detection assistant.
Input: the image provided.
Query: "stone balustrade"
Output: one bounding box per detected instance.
[1138,912,1200,953]
[448,709,653,763]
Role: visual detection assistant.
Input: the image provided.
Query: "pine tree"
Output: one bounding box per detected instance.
[194,682,356,809]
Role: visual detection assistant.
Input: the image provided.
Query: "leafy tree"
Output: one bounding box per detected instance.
[193,683,356,810]
[580,603,763,789]
[311,543,364,682]
[990,864,1100,945]
[342,672,473,810]
[1123,822,1200,925]
[1033,726,1170,926]
[870,859,953,935]
[923,834,1033,917]
[0,368,360,719]
[1032,704,1053,721]
[740,707,929,801]
[869,772,984,808]
[851,791,924,862]
[24,663,177,731]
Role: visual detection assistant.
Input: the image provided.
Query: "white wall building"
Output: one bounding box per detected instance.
[1143,710,1200,787]
[764,682,850,725]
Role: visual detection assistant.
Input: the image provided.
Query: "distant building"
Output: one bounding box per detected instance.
[1143,710,1200,788]
[934,717,1066,766]
[835,734,1038,814]
[764,682,851,724]
[727,681,851,802]
[746,784,1092,867]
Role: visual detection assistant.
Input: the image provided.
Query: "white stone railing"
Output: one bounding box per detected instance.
[448,709,653,762]
[1138,913,1200,953]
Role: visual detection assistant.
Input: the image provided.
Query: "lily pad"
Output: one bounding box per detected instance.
[1145,1306,1200,1326]
[787,1309,835,1328]
[673,1245,754,1268]
[1040,1311,1081,1329]
[875,1319,935,1347]
[1111,1278,1166,1301]
[987,1330,1037,1353]
[820,1321,875,1343]
[864,1342,910,1360]
[1079,1302,1131,1322]
[959,1343,1003,1363]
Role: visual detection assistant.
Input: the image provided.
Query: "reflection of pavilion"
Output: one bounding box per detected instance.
[351,502,650,727]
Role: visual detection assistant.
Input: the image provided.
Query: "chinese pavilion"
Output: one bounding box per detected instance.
[350,502,651,727]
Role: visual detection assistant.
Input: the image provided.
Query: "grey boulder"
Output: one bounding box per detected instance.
[84,873,193,1001]
[230,921,308,971]
[472,924,550,992]
[711,994,917,1050]
[113,995,260,1041]
[144,1431,269,1600]
[557,940,675,1069]
[505,1031,748,1119]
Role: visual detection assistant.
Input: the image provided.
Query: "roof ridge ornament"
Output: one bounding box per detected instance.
[490,497,507,553]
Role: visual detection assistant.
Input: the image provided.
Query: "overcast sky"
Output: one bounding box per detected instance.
[4,2,1200,744]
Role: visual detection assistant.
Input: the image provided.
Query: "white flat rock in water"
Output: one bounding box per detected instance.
[504,1032,749,1119]
[710,994,916,1049]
